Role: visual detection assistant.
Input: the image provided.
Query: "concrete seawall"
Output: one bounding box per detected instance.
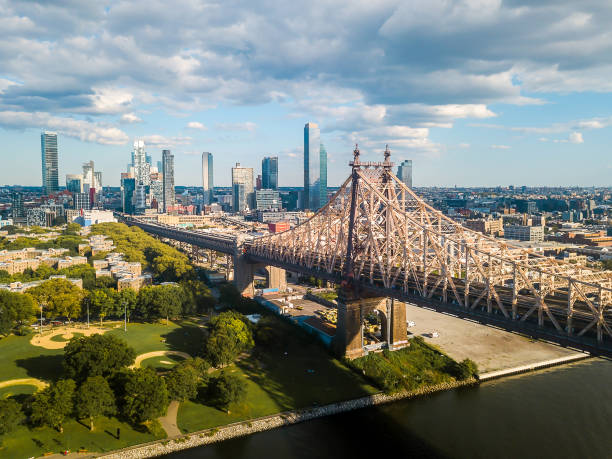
[479,352,590,381]
[98,379,476,459]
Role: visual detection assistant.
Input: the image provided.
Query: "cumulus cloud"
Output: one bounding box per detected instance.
[186,121,207,130]
[0,110,128,145]
[141,135,192,148]
[491,144,511,149]
[1,1,612,151]
[120,112,142,123]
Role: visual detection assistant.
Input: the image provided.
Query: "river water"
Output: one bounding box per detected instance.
[166,358,612,459]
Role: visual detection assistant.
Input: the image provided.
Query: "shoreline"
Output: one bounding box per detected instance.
[96,352,592,459]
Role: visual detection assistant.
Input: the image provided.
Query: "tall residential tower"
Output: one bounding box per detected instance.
[202,152,214,205]
[303,122,322,210]
[162,149,175,212]
[41,132,59,195]
[397,160,413,188]
[231,163,254,212]
[262,156,278,190]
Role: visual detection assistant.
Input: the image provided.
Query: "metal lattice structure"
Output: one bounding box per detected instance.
[250,146,612,343]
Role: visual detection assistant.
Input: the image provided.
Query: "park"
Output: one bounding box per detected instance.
[0,222,476,458]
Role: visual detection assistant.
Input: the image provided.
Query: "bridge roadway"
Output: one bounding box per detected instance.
[121,216,612,357]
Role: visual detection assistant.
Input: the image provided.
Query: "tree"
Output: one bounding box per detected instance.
[206,311,254,367]
[0,290,37,336]
[0,399,25,434]
[137,285,183,324]
[180,280,215,315]
[64,222,81,235]
[64,334,136,382]
[207,371,246,414]
[166,359,208,402]
[75,376,116,431]
[28,278,85,319]
[30,379,76,433]
[118,368,169,424]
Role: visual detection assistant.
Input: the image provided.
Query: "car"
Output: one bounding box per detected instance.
[407,321,415,327]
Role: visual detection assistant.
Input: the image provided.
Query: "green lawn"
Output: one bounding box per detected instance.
[0,416,163,458]
[178,317,378,433]
[141,354,186,371]
[0,333,64,383]
[107,320,206,356]
[50,332,84,342]
[0,384,38,399]
[0,320,206,458]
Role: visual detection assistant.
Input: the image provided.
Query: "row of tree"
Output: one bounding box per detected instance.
[0,277,216,336]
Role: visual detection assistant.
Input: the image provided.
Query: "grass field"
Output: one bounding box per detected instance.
[0,320,207,457]
[0,416,163,458]
[178,316,378,433]
[141,354,187,371]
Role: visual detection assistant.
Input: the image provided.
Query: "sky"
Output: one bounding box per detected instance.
[1,0,612,188]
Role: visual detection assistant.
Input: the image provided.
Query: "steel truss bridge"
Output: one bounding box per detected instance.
[123,146,612,355]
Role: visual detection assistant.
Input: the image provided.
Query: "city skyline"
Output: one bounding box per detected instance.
[2,3,612,188]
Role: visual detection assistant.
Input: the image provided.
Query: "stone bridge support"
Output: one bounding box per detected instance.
[335,289,408,359]
[232,256,287,298]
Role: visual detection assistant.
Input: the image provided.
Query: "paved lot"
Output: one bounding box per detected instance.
[405,303,583,373]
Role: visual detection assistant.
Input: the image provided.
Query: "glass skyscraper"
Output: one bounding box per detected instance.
[162,149,175,213]
[231,163,254,212]
[262,156,278,190]
[397,160,413,188]
[319,144,327,207]
[202,152,214,205]
[304,122,322,210]
[41,131,59,195]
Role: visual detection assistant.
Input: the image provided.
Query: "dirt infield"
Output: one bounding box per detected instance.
[31,325,113,350]
[0,377,48,391]
[130,350,192,369]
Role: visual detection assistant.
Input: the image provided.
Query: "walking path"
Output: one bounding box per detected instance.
[130,350,191,369]
[31,325,111,350]
[158,401,181,437]
[0,377,48,391]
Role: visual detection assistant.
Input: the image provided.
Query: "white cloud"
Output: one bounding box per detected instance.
[89,87,134,114]
[491,144,510,149]
[568,132,584,144]
[0,110,128,145]
[215,122,257,132]
[141,134,192,148]
[186,121,207,130]
[120,112,142,123]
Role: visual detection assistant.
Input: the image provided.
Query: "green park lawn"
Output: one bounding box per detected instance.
[0,333,64,383]
[0,320,206,458]
[178,318,378,433]
[141,354,187,371]
[0,415,163,458]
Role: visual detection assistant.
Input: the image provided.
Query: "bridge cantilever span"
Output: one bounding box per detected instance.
[121,146,612,357]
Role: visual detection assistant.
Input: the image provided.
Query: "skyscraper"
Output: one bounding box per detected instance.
[121,174,136,214]
[262,156,279,190]
[131,140,150,186]
[231,163,254,212]
[202,152,214,205]
[66,174,83,193]
[397,160,413,188]
[319,144,327,206]
[11,192,25,223]
[41,132,59,195]
[303,122,321,210]
[162,149,175,213]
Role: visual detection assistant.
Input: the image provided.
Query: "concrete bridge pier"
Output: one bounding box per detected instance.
[266,266,287,291]
[335,289,408,359]
[232,257,287,298]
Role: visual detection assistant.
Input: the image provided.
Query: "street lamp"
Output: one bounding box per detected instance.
[123,301,127,332]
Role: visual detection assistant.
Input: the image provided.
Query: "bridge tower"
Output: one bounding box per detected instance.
[335,145,408,358]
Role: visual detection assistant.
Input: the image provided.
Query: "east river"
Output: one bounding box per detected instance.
[166,358,612,459]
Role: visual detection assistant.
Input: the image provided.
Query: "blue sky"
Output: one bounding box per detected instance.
[1,0,612,187]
